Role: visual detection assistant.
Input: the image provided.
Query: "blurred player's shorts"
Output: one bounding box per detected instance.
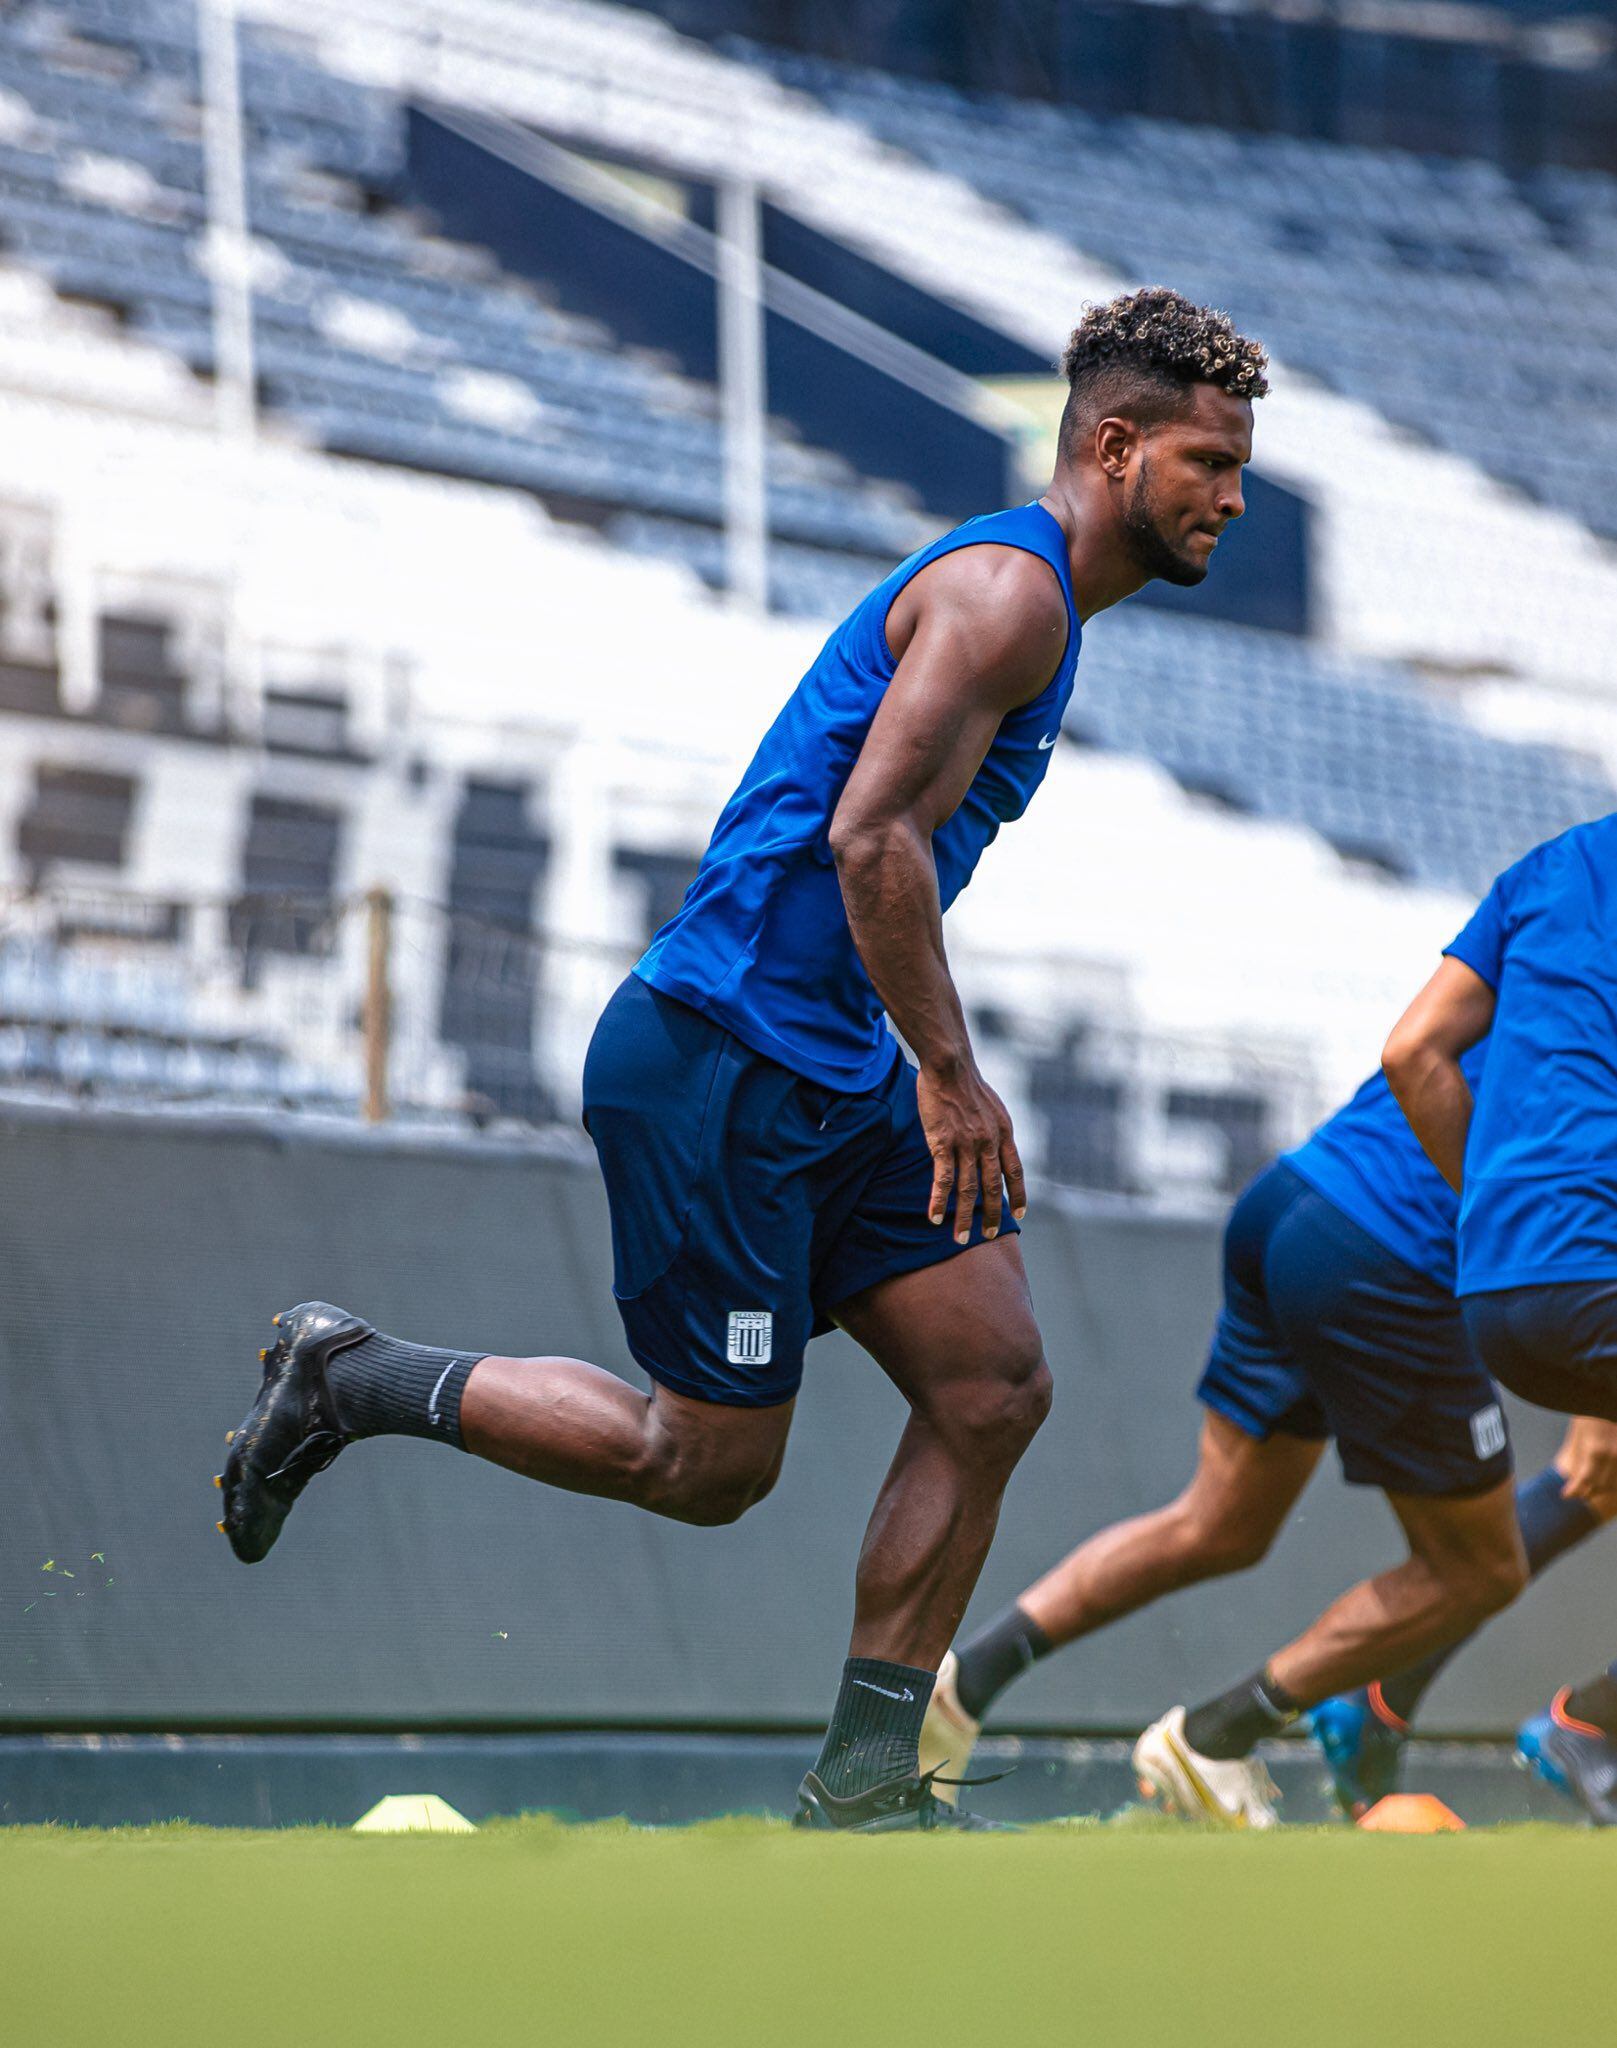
[1464,1281,1617,1424]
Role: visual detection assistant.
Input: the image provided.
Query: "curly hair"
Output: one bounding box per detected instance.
[1060,287,1268,436]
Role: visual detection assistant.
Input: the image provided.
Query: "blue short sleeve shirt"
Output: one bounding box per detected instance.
[1445,814,1617,1294]
[1283,1050,1484,1292]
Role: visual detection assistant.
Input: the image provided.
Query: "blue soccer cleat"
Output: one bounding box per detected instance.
[1518,1691,1617,1826]
[1309,1686,1407,1820]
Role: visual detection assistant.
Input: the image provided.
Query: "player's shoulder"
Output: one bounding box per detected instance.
[921,538,1069,625]
[900,540,1070,692]
[1500,814,1606,908]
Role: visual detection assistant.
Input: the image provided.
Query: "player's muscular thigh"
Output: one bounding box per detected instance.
[836,1238,1051,1454]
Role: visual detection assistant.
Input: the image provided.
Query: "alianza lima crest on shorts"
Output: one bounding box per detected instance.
[1470,1404,1507,1460]
[727,1311,774,1367]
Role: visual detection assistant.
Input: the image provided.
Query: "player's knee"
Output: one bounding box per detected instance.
[646,1452,781,1527]
[1177,1505,1274,1577]
[1429,1534,1527,1628]
[941,1345,1052,1464]
[1463,1539,1529,1621]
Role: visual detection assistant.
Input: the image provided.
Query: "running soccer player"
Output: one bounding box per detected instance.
[921,1053,1539,1828]
[1380,811,1617,1828]
[218,288,1268,1831]
[1383,811,1617,1423]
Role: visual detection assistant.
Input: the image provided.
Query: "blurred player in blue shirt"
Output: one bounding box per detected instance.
[923,1060,1541,1827]
[1384,811,1617,1823]
[1384,812,1617,1415]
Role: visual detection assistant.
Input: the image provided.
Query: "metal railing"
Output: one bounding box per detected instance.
[0,882,1321,1200]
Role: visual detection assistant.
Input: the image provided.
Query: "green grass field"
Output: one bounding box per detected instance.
[4,1815,1608,2046]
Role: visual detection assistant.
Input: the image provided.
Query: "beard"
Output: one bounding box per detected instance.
[1122,460,1209,587]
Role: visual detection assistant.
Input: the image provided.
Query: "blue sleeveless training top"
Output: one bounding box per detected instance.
[636,503,1082,1091]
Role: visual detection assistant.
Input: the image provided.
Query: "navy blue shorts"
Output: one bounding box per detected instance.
[1464,1282,1617,1424]
[581,974,1017,1406]
[1197,1162,1512,1497]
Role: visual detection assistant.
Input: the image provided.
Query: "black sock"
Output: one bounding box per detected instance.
[1376,1465,1600,1725]
[1563,1666,1617,1741]
[1183,1667,1303,1761]
[325,1331,484,1450]
[810,1658,936,1798]
[953,1603,1052,1722]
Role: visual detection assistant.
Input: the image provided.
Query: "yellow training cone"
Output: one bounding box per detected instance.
[352,1794,478,1834]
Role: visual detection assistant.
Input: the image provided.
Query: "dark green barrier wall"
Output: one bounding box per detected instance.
[0,1104,1605,1734]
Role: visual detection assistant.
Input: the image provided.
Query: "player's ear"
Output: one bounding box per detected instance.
[1093,416,1134,480]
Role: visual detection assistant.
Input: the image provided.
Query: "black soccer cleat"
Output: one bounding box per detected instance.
[792,1767,1017,1832]
[218,1302,373,1563]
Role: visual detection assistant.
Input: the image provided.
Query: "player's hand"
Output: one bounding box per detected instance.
[917,1057,1026,1245]
[1555,1415,1617,1523]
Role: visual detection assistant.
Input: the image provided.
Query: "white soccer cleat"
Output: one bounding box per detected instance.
[918,1650,981,1807]
[1132,1706,1281,1830]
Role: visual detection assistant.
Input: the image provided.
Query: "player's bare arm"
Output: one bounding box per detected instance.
[1383,956,1498,1190]
[1554,1415,1617,1522]
[830,545,1068,1244]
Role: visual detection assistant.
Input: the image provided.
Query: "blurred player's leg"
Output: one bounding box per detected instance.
[1138,1475,1526,1826]
[921,1414,1318,1794]
[1314,1418,1617,1815]
[922,1158,1329,1801]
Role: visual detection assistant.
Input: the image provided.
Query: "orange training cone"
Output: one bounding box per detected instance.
[1357,1793,1466,1833]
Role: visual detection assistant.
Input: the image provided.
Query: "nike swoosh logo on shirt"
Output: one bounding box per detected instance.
[851,1680,916,1702]
[1037,733,1058,750]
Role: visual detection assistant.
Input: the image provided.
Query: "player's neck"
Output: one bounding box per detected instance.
[1039,478,1150,621]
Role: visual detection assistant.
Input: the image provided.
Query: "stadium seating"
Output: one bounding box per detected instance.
[618,509,1611,899]
[280,0,1617,703]
[0,0,1608,1198]
[0,1,926,561]
[0,360,1478,1184]
[742,49,1617,545]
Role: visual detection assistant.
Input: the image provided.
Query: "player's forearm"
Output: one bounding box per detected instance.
[832,816,973,1074]
[1383,1041,1473,1192]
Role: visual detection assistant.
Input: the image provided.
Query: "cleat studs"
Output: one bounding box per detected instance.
[258,1348,268,1362]
[213,1474,223,1488]
[216,1520,226,1534]
[225,1430,235,1445]
[272,1314,281,1326]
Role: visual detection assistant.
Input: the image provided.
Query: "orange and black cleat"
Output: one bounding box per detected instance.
[218,1302,372,1564]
